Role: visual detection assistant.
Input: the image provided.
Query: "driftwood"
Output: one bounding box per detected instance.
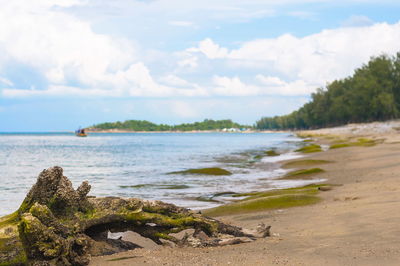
[0,166,270,265]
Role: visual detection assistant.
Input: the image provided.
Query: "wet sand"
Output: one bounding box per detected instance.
[91,124,400,265]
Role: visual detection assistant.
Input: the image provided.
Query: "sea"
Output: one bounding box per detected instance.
[0,132,321,216]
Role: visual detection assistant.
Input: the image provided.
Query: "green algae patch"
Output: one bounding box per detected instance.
[295,144,322,153]
[265,150,279,156]
[120,184,190,189]
[168,167,232,176]
[282,168,325,179]
[232,184,325,200]
[282,160,332,168]
[0,212,19,228]
[0,237,27,266]
[203,194,320,216]
[204,184,332,216]
[330,138,377,149]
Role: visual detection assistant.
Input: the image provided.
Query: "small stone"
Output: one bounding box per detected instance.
[169,229,195,241]
[194,230,209,241]
[159,239,176,248]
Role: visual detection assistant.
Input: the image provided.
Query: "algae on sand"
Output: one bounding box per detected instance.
[265,150,279,156]
[330,138,378,149]
[204,194,320,216]
[168,167,232,176]
[295,144,322,153]
[204,184,328,216]
[281,168,325,180]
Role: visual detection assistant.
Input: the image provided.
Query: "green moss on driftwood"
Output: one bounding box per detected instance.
[168,167,232,176]
[0,166,261,265]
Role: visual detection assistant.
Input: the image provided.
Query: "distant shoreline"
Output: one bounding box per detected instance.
[86,129,287,134]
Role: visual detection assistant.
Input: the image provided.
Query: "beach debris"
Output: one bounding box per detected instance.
[0,166,271,265]
[318,186,333,191]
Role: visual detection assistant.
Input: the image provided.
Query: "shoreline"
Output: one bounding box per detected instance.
[86,129,287,134]
[91,122,400,265]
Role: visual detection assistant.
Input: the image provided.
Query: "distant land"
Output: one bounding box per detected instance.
[256,53,400,130]
[87,119,252,132]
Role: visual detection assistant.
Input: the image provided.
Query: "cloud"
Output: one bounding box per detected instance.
[187,38,229,59]
[0,77,13,87]
[0,1,208,98]
[184,22,400,95]
[341,15,374,27]
[211,75,315,97]
[256,75,315,96]
[2,1,400,100]
[168,21,195,27]
[213,76,261,96]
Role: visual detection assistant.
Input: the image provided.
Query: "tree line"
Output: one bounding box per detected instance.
[90,119,250,131]
[256,53,400,130]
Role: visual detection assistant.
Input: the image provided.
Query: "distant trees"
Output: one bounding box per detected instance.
[256,53,400,130]
[90,119,250,131]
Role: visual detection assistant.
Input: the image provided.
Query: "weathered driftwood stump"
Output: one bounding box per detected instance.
[0,166,270,265]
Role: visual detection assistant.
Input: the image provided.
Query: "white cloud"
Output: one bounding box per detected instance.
[211,75,316,97]
[187,38,229,59]
[341,15,374,27]
[185,22,400,95]
[213,76,261,96]
[0,0,209,98]
[256,75,316,96]
[0,77,13,87]
[168,21,194,27]
[2,1,400,99]
[160,74,194,87]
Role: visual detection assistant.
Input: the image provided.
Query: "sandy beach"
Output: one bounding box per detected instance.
[90,121,400,266]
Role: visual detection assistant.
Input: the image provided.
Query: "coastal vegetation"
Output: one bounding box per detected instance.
[89,119,250,132]
[256,53,400,130]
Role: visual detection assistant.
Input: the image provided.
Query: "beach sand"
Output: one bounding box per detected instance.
[90,124,400,265]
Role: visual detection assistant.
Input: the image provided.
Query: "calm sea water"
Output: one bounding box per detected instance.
[0,132,316,216]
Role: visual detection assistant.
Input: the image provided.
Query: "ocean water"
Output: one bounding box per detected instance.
[0,132,317,216]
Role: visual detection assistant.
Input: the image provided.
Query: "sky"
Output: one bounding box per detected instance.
[1,0,400,131]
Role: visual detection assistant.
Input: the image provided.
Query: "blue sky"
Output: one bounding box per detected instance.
[1,0,400,131]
